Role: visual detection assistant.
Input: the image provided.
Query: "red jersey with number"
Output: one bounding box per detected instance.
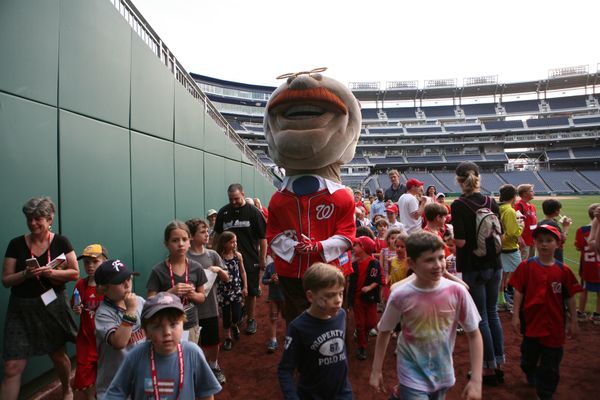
[267,188,355,278]
[575,225,600,283]
[514,200,537,246]
[509,257,582,347]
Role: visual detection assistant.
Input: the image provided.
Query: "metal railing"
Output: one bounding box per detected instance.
[110,0,271,178]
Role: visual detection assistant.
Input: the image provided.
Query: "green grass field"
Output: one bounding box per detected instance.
[448,195,600,312]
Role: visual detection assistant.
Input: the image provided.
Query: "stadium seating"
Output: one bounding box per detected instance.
[349,157,369,165]
[406,126,443,133]
[546,149,571,160]
[572,147,600,159]
[538,171,600,193]
[580,171,600,187]
[479,173,507,194]
[369,127,404,134]
[462,103,497,116]
[422,106,455,118]
[572,115,600,126]
[405,155,444,163]
[502,100,539,113]
[547,95,587,110]
[432,172,461,193]
[526,117,570,128]
[444,124,482,133]
[403,172,448,192]
[498,171,550,193]
[385,107,417,119]
[484,153,509,161]
[362,109,380,120]
[483,120,524,130]
[445,154,483,162]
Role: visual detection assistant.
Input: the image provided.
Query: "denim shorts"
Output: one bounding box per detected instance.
[501,250,521,273]
[397,384,449,400]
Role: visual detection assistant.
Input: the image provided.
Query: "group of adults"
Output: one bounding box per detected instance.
[1,183,267,399]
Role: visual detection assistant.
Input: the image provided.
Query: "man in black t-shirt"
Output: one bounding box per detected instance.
[214,183,267,335]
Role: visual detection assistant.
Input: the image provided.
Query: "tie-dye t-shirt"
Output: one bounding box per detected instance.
[378,278,480,392]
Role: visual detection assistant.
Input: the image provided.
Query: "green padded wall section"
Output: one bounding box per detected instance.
[59,0,131,127]
[241,164,256,198]
[130,132,175,288]
[174,144,205,221]
[58,110,133,265]
[0,0,59,106]
[174,82,205,149]
[0,0,273,386]
[130,34,174,140]
[203,116,227,158]
[0,92,60,382]
[203,152,227,210]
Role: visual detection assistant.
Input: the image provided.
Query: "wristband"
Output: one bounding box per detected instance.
[122,313,138,325]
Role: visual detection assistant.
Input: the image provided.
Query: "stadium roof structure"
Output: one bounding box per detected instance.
[350,72,600,103]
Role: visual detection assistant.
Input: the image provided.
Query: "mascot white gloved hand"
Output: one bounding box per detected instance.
[264,68,361,321]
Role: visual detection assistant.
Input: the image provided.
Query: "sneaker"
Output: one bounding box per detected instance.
[223,338,233,351]
[591,312,600,325]
[232,324,240,340]
[245,319,257,335]
[267,339,278,353]
[212,368,226,384]
[357,348,367,360]
[497,303,508,312]
[495,369,505,384]
[369,328,378,337]
[577,310,588,322]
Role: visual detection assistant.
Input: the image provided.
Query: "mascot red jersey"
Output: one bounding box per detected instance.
[264,68,361,321]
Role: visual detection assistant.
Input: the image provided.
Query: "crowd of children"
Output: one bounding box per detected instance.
[17,182,598,400]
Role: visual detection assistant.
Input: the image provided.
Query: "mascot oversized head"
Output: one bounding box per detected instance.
[264,68,361,182]
[265,68,361,323]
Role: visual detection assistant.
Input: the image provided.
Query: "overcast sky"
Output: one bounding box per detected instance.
[132,0,599,88]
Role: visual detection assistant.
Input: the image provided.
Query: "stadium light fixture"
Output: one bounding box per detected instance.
[424,78,457,88]
[349,81,381,91]
[548,65,588,79]
[386,80,418,90]
[463,75,498,87]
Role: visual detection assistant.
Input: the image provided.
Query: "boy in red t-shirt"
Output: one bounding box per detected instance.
[71,244,107,399]
[510,225,582,400]
[575,203,600,324]
[348,236,381,360]
[515,184,537,260]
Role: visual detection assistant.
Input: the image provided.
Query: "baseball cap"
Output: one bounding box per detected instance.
[436,192,446,198]
[385,204,399,214]
[77,244,108,260]
[141,292,184,321]
[532,224,561,241]
[354,236,376,255]
[95,259,139,285]
[455,161,480,178]
[206,209,217,217]
[406,178,424,190]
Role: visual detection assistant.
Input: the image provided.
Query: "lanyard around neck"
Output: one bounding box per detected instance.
[150,343,184,400]
[165,258,189,305]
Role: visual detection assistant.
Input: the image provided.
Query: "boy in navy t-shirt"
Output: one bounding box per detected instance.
[278,262,352,400]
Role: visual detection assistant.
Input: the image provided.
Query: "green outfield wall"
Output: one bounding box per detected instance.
[0,0,275,383]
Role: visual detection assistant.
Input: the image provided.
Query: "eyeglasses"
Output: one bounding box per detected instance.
[276,67,327,80]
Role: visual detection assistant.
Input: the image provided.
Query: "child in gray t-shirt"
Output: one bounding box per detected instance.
[186,218,230,385]
[105,292,222,399]
[94,259,146,400]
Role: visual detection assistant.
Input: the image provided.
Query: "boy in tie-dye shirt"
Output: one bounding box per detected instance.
[369,232,483,400]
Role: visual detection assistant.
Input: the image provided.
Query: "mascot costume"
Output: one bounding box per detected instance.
[265,68,361,322]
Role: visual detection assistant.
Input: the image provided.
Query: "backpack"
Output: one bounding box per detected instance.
[456,196,502,258]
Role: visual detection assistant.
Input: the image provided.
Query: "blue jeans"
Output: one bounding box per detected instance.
[462,268,505,369]
[396,384,449,400]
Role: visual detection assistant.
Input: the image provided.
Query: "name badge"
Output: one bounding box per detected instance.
[41,288,57,306]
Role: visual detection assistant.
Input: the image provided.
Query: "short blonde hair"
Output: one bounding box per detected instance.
[517,184,534,197]
[303,263,345,293]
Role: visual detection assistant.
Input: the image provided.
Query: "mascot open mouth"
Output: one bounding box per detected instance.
[269,87,348,119]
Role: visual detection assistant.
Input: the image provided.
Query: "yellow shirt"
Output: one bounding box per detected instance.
[389,256,409,285]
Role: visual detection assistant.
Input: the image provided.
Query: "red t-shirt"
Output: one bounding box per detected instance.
[515,200,537,246]
[509,257,582,347]
[354,256,373,298]
[71,278,104,363]
[575,225,600,283]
